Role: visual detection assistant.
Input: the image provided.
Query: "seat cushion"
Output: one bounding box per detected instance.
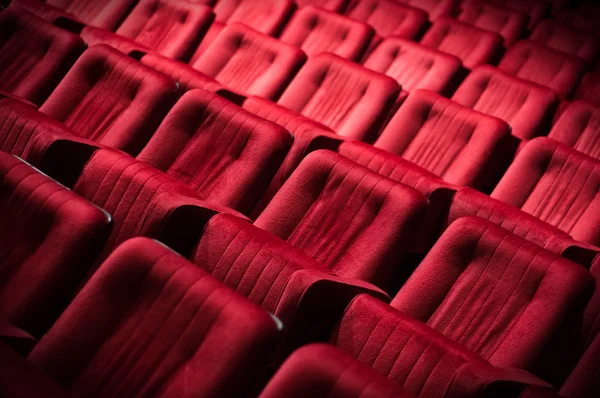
[39,44,178,156]
[192,23,306,100]
[277,53,400,141]
[397,0,459,20]
[363,38,462,95]
[458,3,528,46]
[280,6,374,61]
[452,65,558,140]
[498,40,587,99]
[0,8,85,105]
[491,138,600,246]
[420,17,503,69]
[212,0,294,36]
[549,101,600,160]
[295,0,348,12]
[116,0,214,61]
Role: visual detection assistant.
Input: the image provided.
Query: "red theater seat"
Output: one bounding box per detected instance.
[374,90,513,191]
[397,0,459,20]
[254,150,428,289]
[498,40,587,99]
[192,24,306,100]
[363,38,462,96]
[530,20,599,65]
[10,0,80,25]
[258,344,415,398]
[212,0,294,36]
[295,0,349,12]
[139,52,225,94]
[475,0,550,30]
[0,8,85,105]
[279,6,374,61]
[39,44,179,156]
[555,10,600,35]
[0,152,110,338]
[491,138,600,246]
[574,72,600,107]
[344,0,428,40]
[549,101,600,160]
[458,3,528,46]
[80,26,153,55]
[452,65,559,140]
[420,17,503,69]
[333,294,552,397]
[116,0,214,61]
[277,53,400,141]
[28,238,281,397]
[45,0,138,30]
[392,217,594,376]
[136,89,291,215]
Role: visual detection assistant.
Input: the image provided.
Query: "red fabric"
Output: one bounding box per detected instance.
[295,0,349,12]
[0,152,110,338]
[333,294,552,397]
[28,237,281,397]
[420,17,503,69]
[344,0,428,40]
[574,72,600,107]
[392,217,594,373]
[116,0,214,61]
[46,0,138,30]
[458,3,528,46]
[560,330,600,398]
[375,89,513,191]
[549,101,600,160]
[473,0,550,30]
[40,45,179,156]
[139,52,224,94]
[530,20,599,65]
[491,138,600,246]
[10,0,80,25]
[259,344,415,398]
[277,53,400,141]
[452,65,558,140]
[498,40,587,99]
[192,23,306,100]
[189,21,225,66]
[255,150,428,289]
[80,26,153,55]
[136,89,292,215]
[396,0,459,20]
[0,8,85,105]
[280,6,374,61]
[212,0,294,36]
[363,38,462,96]
[555,10,599,35]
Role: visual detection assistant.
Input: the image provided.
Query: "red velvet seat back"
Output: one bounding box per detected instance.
[549,101,600,161]
[458,3,528,46]
[530,20,599,65]
[46,0,138,30]
[345,0,427,40]
[213,0,294,36]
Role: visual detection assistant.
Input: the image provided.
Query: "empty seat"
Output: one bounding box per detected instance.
[139,52,225,94]
[277,53,400,141]
[374,89,513,191]
[333,294,553,397]
[445,187,599,267]
[212,0,294,36]
[192,24,306,100]
[498,40,587,99]
[555,10,600,35]
[115,0,214,61]
[392,216,594,376]
[491,137,600,246]
[530,20,599,65]
[10,0,80,25]
[472,0,550,30]
[45,0,138,30]
[452,65,559,140]
[295,0,348,12]
[420,17,503,69]
[80,26,153,55]
[28,237,281,397]
[549,101,600,160]
[344,0,428,40]
[0,98,92,166]
[254,150,428,289]
[136,89,291,215]
[39,44,179,156]
[0,152,110,338]
[0,8,85,105]
[279,6,374,61]
[397,0,459,20]
[574,72,600,107]
[258,344,415,398]
[363,38,462,96]
[458,3,528,46]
